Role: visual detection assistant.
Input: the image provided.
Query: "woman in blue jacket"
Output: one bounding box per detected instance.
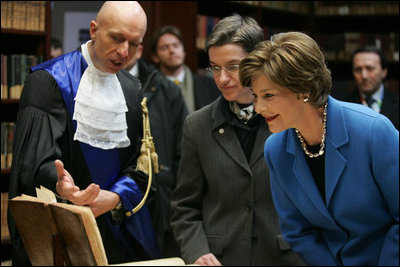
[239,32,399,266]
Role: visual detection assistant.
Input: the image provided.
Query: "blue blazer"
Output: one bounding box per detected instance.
[265,96,399,266]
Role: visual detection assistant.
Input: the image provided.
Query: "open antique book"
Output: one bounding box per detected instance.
[9,186,188,266]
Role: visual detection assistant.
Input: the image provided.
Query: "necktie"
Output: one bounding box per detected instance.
[173,79,181,86]
[365,96,375,108]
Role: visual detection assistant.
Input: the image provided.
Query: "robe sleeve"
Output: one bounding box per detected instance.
[9,69,68,199]
[8,70,69,264]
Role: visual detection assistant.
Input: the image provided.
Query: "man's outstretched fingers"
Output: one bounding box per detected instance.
[55,159,64,180]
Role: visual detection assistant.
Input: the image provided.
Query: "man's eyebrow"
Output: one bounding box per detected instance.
[209,59,241,65]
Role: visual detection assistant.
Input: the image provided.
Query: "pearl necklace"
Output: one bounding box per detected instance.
[295,102,328,158]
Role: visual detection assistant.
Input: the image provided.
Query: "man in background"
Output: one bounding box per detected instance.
[151,25,220,113]
[124,44,188,258]
[50,37,63,58]
[341,46,399,129]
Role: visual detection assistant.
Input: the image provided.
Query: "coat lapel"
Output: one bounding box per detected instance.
[249,121,269,167]
[213,125,251,174]
[325,97,349,206]
[211,98,252,174]
[291,133,331,219]
[288,97,349,222]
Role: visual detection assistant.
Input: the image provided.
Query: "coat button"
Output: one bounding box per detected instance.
[246,205,252,212]
[219,128,224,134]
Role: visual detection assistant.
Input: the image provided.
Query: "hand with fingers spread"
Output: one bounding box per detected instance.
[194,254,222,266]
[55,160,120,218]
[55,159,100,206]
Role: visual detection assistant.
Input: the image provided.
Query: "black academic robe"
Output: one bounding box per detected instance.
[8,52,159,265]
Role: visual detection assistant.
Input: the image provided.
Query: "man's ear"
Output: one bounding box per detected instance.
[382,67,388,80]
[90,20,97,41]
[137,45,144,59]
[151,54,159,64]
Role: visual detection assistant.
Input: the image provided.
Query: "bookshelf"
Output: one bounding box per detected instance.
[312,1,399,98]
[195,1,314,71]
[140,1,398,97]
[1,1,51,263]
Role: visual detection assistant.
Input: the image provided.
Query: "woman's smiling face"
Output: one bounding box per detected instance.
[251,74,305,133]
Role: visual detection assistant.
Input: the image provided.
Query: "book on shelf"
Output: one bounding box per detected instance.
[314,1,399,16]
[2,54,43,100]
[1,192,10,243]
[260,1,311,14]
[1,123,6,168]
[1,122,15,169]
[1,1,46,32]
[196,15,220,50]
[1,54,8,99]
[9,186,191,266]
[315,32,399,62]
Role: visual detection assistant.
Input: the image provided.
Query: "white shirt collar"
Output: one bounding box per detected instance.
[361,83,384,112]
[166,69,185,84]
[128,62,139,78]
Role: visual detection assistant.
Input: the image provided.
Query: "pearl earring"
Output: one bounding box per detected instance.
[303,97,309,103]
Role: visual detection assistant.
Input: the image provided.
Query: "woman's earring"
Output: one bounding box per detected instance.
[303,97,309,103]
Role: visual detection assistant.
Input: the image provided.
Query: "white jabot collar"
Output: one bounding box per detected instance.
[73,40,130,149]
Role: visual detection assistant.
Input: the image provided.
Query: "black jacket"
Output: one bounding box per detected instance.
[341,86,399,130]
[134,59,189,257]
[192,73,221,110]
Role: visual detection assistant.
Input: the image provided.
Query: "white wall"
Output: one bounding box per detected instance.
[51,1,104,51]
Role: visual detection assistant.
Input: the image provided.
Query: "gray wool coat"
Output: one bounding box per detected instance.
[170,96,306,266]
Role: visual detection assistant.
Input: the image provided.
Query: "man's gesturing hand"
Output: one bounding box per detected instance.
[55,159,100,206]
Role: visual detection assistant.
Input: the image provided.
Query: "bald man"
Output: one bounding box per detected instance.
[8,1,160,265]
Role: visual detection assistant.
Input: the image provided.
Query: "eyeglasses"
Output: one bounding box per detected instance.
[206,64,240,75]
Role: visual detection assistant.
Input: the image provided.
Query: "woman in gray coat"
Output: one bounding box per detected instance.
[170,14,306,266]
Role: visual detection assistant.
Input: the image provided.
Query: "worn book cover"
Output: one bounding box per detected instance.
[9,186,191,266]
[8,186,108,266]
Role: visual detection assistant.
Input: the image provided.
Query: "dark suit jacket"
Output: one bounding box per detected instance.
[135,58,188,257]
[341,86,399,129]
[192,74,221,110]
[170,96,306,265]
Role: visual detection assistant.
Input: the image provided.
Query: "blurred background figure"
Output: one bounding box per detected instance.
[340,46,399,129]
[125,44,188,258]
[50,37,63,59]
[151,25,220,113]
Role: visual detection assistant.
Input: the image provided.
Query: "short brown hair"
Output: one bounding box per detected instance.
[240,31,332,107]
[151,25,184,55]
[205,14,263,55]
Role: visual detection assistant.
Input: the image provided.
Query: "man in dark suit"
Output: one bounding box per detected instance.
[150,25,220,113]
[342,46,399,129]
[124,44,188,258]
